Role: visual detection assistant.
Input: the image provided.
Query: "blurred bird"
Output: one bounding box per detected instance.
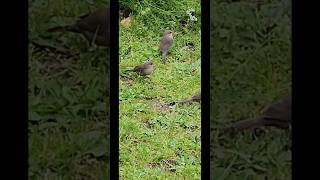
[47,7,110,47]
[131,60,154,76]
[224,96,291,134]
[171,91,201,105]
[160,30,173,64]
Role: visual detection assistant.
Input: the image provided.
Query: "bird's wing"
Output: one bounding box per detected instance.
[160,38,172,51]
[192,93,201,101]
[133,65,143,72]
[223,117,266,134]
[76,7,109,35]
[263,96,291,121]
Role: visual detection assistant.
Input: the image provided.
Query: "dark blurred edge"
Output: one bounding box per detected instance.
[1,0,28,179]
[291,0,316,179]
[110,0,120,179]
[201,0,211,179]
[209,0,293,179]
[207,0,315,179]
[27,1,114,180]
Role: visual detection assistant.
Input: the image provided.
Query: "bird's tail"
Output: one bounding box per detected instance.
[176,98,193,104]
[261,118,290,129]
[122,69,135,73]
[223,117,267,134]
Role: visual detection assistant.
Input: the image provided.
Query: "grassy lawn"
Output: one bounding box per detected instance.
[210,0,291,179]
[119,0,201,179]
[29,0,110,179]
[28,0,290,179]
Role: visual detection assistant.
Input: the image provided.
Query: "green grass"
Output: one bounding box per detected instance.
[210,0,291,179]
[28,0,289,179]
[29,0,110,179]
[119,0,201,179]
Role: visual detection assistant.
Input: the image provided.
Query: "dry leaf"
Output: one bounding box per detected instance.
[120,16,131,28]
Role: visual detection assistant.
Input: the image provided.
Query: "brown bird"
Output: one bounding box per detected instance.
[132,61,154,76]
[47,7,110,47]
[176,91,201,104]
[160,30,173,64]
[224,96,291,134]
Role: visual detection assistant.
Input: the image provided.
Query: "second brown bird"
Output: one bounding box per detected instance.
[224,96,291,134]
[132,61,154,76]
[160,30,173,64]
[176,91,201,104]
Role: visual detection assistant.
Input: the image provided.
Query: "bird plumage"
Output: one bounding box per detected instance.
[160,30,173,64]
[47,7,110,47]
[132,61,154,76]
[224,96,291,134]
[176,91,201,104]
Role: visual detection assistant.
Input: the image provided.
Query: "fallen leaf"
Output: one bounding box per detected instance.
[120,16,131,28]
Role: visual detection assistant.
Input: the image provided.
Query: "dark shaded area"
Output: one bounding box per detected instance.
[210,0,291,179]
[29,1,110,179]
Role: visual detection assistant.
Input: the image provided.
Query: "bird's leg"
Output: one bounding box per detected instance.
[162,52,168,64]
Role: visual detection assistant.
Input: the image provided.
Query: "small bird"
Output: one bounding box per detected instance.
[160,30,173,64]
[172,91,201,105]
[224,96,291,134]
[132,61,154,76]
[47,7,110,47]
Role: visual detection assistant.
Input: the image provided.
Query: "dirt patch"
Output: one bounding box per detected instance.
[152,99,171,113]
[120,75,134,86]
[147,159,177,173]
[143,120,154,129]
